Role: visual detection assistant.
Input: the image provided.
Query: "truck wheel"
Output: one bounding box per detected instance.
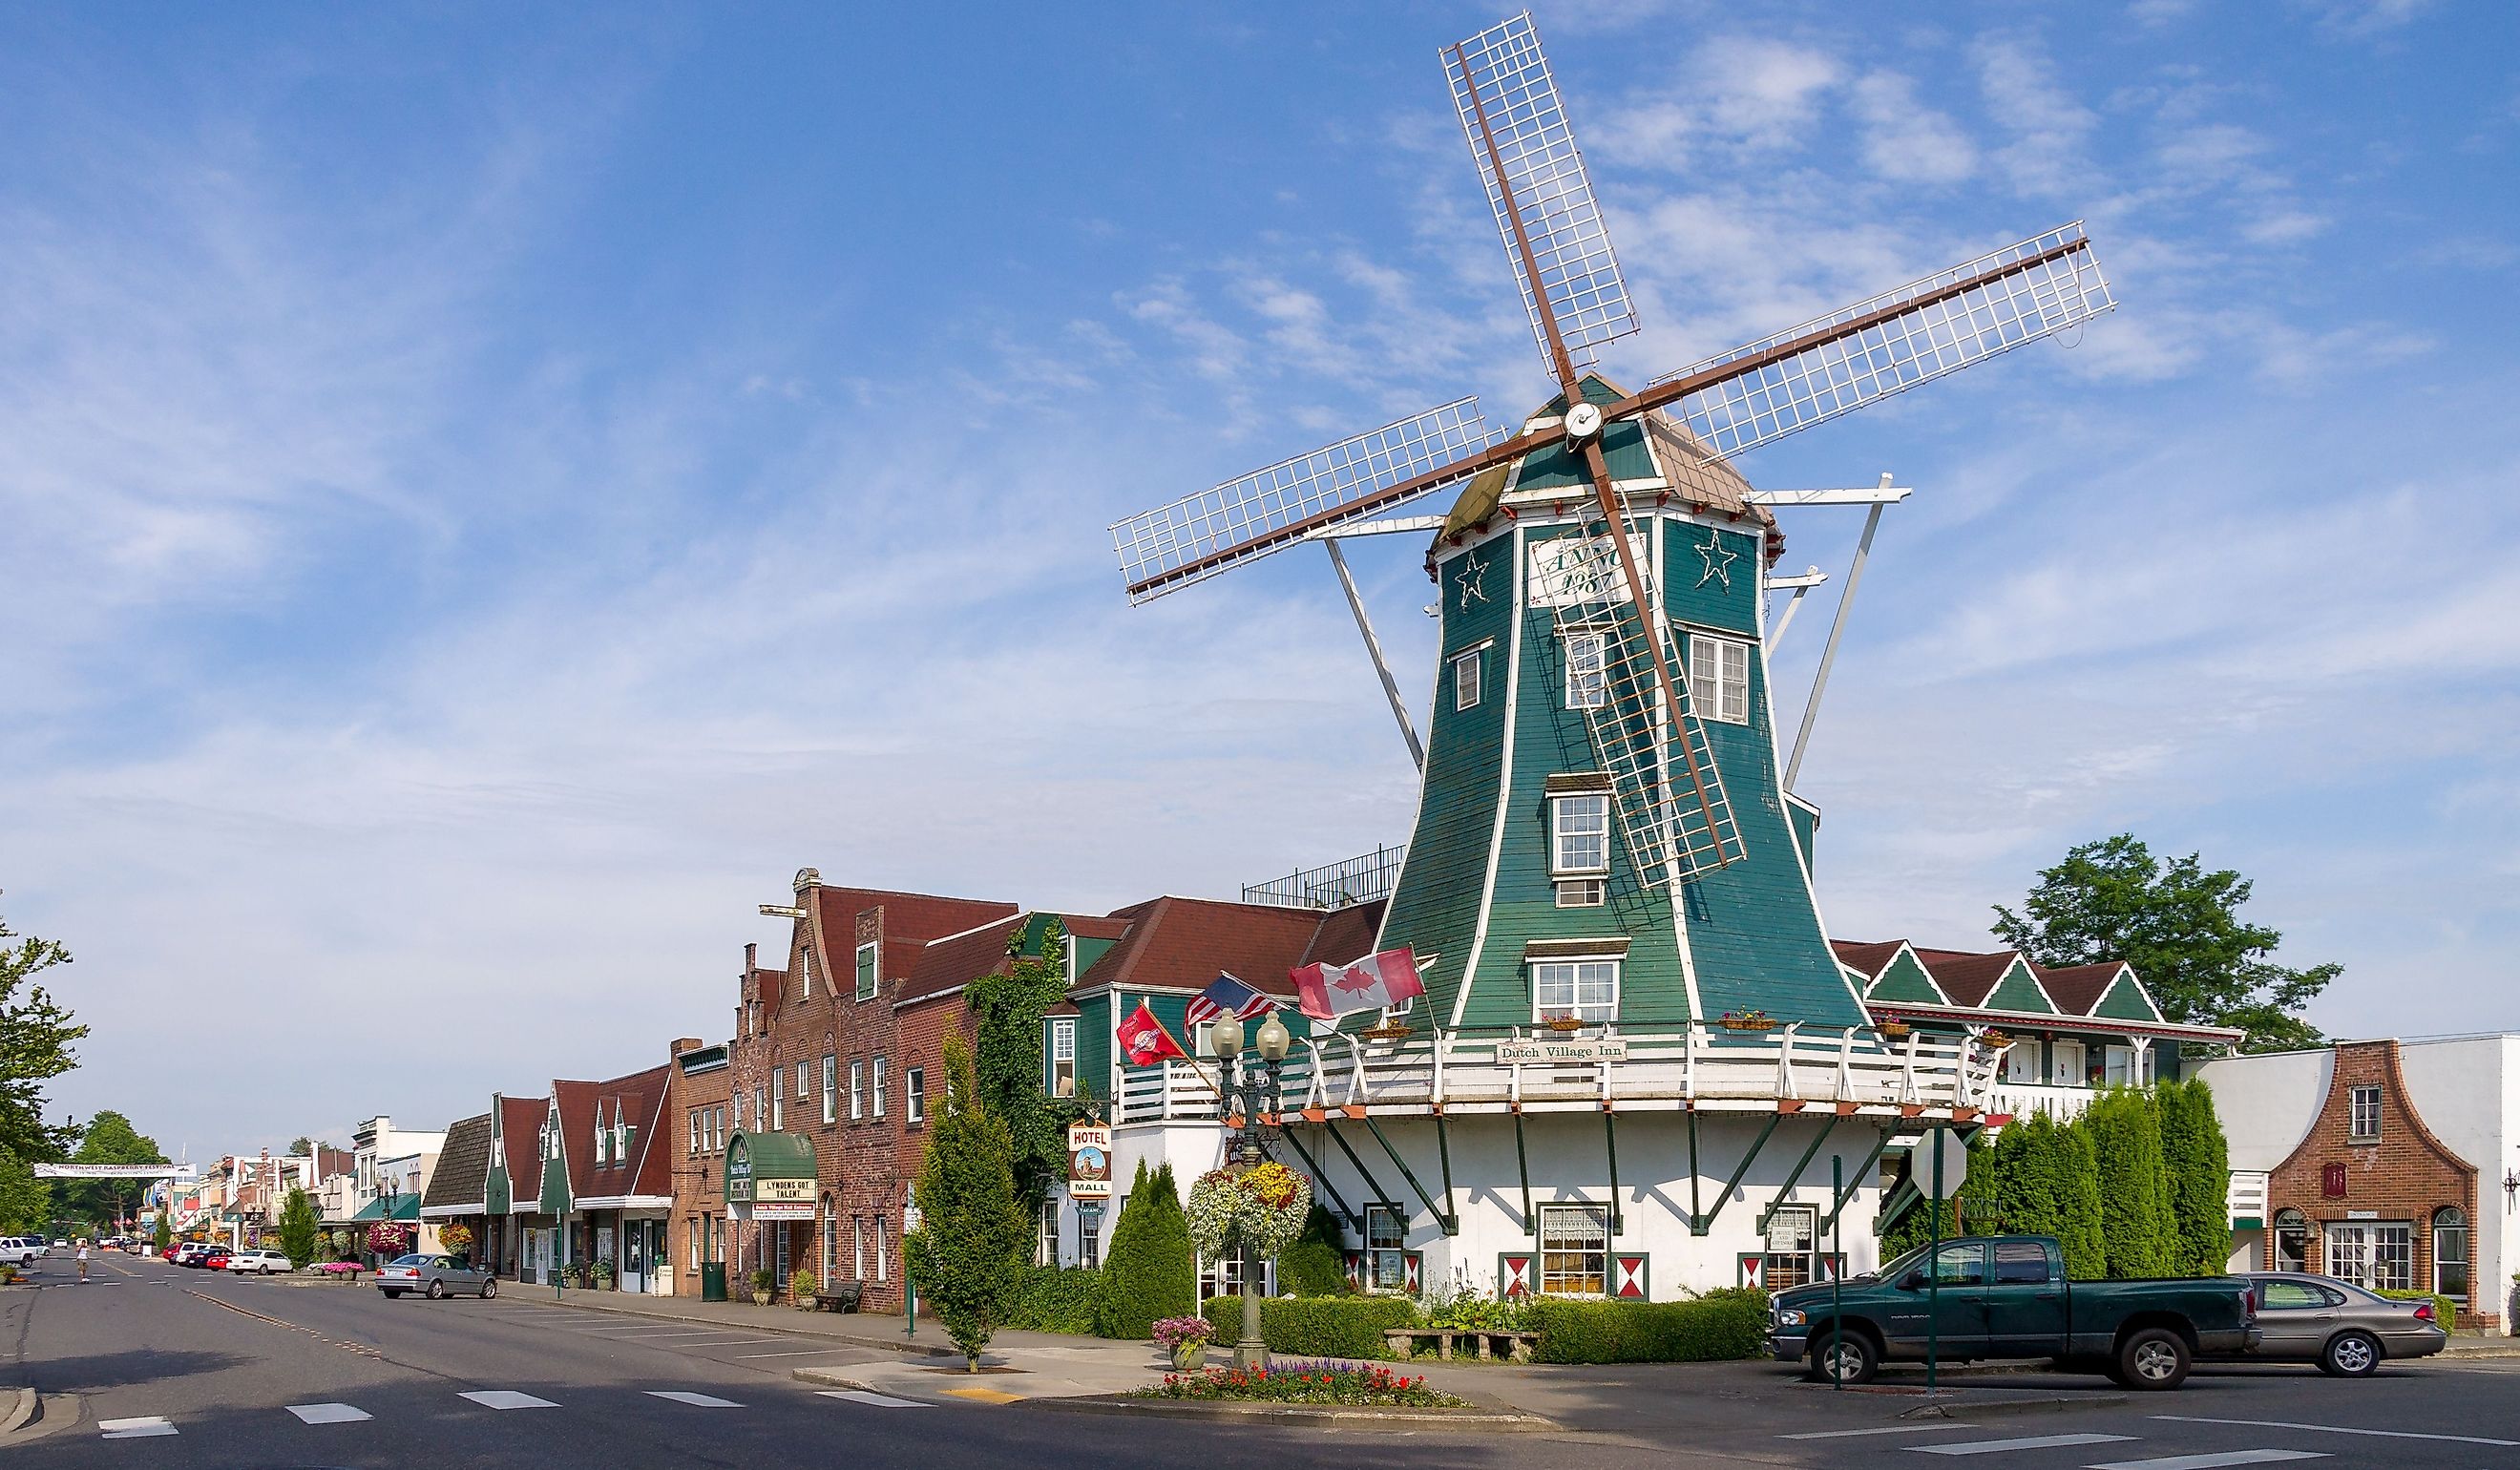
[2320,1331,2381,1378]
[1808,1332,1879,1385]
[2113,1328,2192,1391]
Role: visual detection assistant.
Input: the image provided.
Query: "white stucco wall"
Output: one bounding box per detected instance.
[2398,1034,2517,1328]
[2194,1048,2332,1172]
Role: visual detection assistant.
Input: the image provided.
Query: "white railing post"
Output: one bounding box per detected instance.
[1298,1039,1330,1110]
[1900,1032,1922,1104]
[1834,1027,1857,1102]
[1775,1022,1802,1099]
[1432,1027,1448,1107]
[1684,1021,1701,1101]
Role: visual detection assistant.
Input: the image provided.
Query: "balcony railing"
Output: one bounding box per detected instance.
[1112,1022,2008,1125]
[1241,844,1407,910]
[2229,1170,2270,1226]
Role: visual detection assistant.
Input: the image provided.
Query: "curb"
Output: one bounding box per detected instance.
[1028,1394,1561,1432]
[528,1293,957,1359]
[0,1387,35,1436]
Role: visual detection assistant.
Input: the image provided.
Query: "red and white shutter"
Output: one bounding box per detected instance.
[1498,1252,1535,1297]
[1612,1252,1649,1299]
[1403,1252,1422,1292]
[1736,1252,1765,1289]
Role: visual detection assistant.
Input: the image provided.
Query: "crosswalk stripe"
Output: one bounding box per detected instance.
[2090,1454,2329,1470]
[1912,1434,2139,1456]
[1784,1424,1981,1440]
[460,1390,558,1410]
[817,1389,927,1409]
[736,1349,861,1359]
[97,1417,178,1438]
[2152,1416,2520,1448]
[285,1403,373,1424]
[647,1391,743,1407]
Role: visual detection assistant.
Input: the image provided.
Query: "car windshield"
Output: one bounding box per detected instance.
[389,1254,429,1267]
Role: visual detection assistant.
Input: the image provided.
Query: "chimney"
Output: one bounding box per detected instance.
[671,1037,703,1060]
[745,941,757,971]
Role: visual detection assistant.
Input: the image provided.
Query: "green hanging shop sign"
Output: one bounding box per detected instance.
[724,1132,817,1221]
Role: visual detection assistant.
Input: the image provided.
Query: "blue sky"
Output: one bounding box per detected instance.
[2,1,2512,1157]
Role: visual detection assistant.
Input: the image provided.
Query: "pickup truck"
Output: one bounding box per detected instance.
[1767,1234,2259,1390]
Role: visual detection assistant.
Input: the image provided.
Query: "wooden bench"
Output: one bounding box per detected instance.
[1382,1327,1540,1363]
[812,1280,865,1313]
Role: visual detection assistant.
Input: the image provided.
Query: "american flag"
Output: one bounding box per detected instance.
[1184,972,1276,1028]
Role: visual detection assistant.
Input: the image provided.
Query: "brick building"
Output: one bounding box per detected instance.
[2203,1036,2509,1328]
[666,1035,733,1296]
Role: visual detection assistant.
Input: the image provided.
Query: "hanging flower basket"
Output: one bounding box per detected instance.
[365,1222,412,1256]
[1186,1163,1313,1262]
[1879,1019,1912,1039]
[438,1222,474,1258]
[1979,1030,2014,1048]
[1719,1010,1776,1032]
[1540,1013,1588,1034]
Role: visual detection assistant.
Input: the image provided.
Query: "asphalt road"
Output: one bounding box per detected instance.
[6,1253,2519,1470]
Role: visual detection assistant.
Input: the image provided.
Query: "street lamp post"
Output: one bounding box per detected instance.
[1209,1011,1292,1373]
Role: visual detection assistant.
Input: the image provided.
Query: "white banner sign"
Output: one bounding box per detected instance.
[752,1202,815,1221]
[1497,1039,1629,1064]
[32,1164,196,1180]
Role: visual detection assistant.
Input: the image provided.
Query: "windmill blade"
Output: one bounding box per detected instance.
[1111,398,1506,603]
[1630,222,2113,460]
[1445,11,1639,378]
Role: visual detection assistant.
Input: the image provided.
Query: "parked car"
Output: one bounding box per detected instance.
[171,1242,217,1268]
[200,1249,234,1270]
[2226,1271,2447,1376]
[375,1253,497,1300]
[0,1237,45,1267]
[1768,1234,2261,1391]
[225,1249,294,1275]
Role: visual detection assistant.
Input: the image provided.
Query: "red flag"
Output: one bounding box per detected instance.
[1116,1001,1189,1066]
[1291,949,1426,1022]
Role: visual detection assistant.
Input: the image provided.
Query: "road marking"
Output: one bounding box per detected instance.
[627,1331,765,1341]
[1912,1434,2139,1456]
[97,1417,178,1438]
[460,1390,558,1410]
[939,1386,1023,1404]
[2152,1417,2520,1448]
[817,1390,927,1408]
[647,1391,743,1407]
[2090,1454,2329,1470]
[680,1337,787,1348]
[1784,1423,1980,1440]
[285,1403,373,1424]
[734,1348,866,1359]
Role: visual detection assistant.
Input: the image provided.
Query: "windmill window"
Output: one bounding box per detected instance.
[1564,631,1607,709]
[1532,959,1619,1028]
[1453,648,1483,710]
[1555,878,1606,908]
[1687,633,1751,724]
[1549,793,1611,875]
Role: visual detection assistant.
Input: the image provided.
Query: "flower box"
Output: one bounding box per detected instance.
[1879,1020,1912,1039]
[1719,1011,1775,1032]
[1540,1014,1587,1034]
[1359,1023,1415,1042]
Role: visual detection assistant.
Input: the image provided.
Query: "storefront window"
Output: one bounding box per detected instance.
[2324,1222,2412,1292]
[1539,1203,1608,1296]
[1365,1205,1408,1292]
[1764,1205,1818,1289]
[2272,1208,2308,1272]
[2434,1208,2469,1303]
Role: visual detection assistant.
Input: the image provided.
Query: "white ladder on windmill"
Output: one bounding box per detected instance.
[1544,533,1746,884]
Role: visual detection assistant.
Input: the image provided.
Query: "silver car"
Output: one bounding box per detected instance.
[2236,1271,2446,1376]
[375,1252,498,1300]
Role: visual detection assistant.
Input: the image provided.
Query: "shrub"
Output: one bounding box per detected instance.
[1202,1293,1417,1358]
[1097,1161,1194,1338]
[1278,1203,1350,1297]
[791,1269,818,1304]
[1528,1290,1769,1364]
[2087,1088,2176,1278]
[2158,1079,2232,1276]
[2379,1289,2459,1329]
[1140,1360,1466,1407]
[904,1034,1032,1370]
[1416,1282,1533,1333]
[278,1187,321,1269]
[1005,1266,1103,1334]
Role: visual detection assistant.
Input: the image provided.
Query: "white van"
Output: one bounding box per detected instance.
[0,1237,45,1267]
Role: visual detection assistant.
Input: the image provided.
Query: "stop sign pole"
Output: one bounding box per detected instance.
[1924,1124,1968,1396]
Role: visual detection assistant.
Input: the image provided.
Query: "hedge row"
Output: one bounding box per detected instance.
[1199,1294,1418,1358]
[1004,1266,1102,1334]
[1527,1290,1769,1365]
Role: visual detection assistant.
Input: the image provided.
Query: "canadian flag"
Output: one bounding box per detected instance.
[1291,949,1427,1022]
[1116,1001,1188,1066]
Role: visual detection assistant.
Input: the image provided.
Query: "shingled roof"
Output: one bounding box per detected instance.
[1077,896,1392,998]
[496,1094,545,1205]
[420,1112,493,1212]
[895,913,1133,1008]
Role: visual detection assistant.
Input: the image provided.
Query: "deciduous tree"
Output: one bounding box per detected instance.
[66,1110,166,1229]
[0,908,87,1164]
[1992,834,2335,1051]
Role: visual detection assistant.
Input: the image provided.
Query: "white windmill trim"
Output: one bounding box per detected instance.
[1447,522,1527,1035]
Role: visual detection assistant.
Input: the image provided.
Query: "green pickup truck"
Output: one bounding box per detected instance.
[1767,1234,2260,1391]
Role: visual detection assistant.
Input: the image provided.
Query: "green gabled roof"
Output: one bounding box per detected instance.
[2090,969,2166,1022]
[1866,948,1948,1005]
[1980,957,2059,1015]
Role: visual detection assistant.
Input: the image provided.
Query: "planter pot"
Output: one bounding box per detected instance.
[1170,1342,1208,1374]
[751,1291,774,1307]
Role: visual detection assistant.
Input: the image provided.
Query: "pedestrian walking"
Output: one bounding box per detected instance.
[76,1240,90,1283]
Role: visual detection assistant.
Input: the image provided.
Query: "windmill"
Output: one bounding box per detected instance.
[1110,12,2112,911]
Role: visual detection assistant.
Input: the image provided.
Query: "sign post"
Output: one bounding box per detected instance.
[1830,1155,1843,1390]
[1922,1125,1967,1396]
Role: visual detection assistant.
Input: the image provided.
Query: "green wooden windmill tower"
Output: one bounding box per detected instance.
[1112,12,2114,1048]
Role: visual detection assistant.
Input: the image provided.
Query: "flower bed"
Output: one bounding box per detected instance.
[1140,1360,1467,1407]
[314,1261,364,1280]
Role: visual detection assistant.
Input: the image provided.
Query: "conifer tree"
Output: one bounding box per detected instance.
[279,1187,321,1268]
[2087,1089,2175,1277]
[1095,1160,1193,1337]
[2158,1080,2232,1275]
[2055,1119,2107,1280]
[904,1035,1029,1371]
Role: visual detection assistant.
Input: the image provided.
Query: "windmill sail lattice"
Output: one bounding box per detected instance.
[1446,11,1639,374]
[1648,223,2112,462]
[1111,397,1503,603]
[1539,535,1744,884]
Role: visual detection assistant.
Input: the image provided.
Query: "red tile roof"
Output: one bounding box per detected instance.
[810,886,1019,953]
[553,1062,673,1200]
[1909,949,2023,1008]
[1078,897,1391,998]
[2033,962,2129,1017]
[497,1094,545,1203]
[1829,939,1906,979]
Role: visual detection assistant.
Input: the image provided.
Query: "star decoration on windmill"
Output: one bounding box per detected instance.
[1694,530,1738,591]
[1104,10,2114,885]
[1456,550,1490,611]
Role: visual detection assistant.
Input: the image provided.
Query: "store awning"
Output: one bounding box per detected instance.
[348,1192,423,1223]
[724,1132,817,1220]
